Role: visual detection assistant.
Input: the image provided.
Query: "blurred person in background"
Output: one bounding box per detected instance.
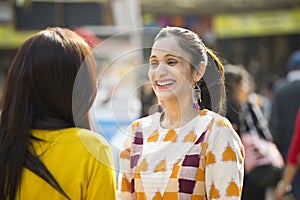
[117,26,244,200]
[270,50,300,199]
[257,74,281,122]
[274,108,300,200]
[0,27,116,200]
[225,64,283,200]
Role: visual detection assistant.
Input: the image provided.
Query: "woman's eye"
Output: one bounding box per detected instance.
[167,60,178,66]
[150,61,158,66]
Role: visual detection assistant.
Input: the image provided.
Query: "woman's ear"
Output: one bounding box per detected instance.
[193,61,206,82]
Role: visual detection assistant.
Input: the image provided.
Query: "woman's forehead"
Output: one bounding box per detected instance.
[153,37,180,51]
[151,37,189,59]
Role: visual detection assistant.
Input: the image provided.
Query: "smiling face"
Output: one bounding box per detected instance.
[148,36,199,104]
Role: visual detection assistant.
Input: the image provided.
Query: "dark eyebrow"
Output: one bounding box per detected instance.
[149,54,182,60]
[149,55,156,60]
[165,54,182,59]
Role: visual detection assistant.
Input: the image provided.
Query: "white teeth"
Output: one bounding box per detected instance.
[157,80,173,86]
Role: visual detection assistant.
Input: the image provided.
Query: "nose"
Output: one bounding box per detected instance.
[155,62,168,76]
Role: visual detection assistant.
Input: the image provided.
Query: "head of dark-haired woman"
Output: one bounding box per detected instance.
[150,26,225,114]
[0,27,97,200]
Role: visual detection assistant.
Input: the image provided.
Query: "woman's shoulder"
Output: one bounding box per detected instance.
[31,127,108,144]
[41,127,111,148]
[199,109,232,127]
[202,110,243,147]
[76,128,111,151]
[31,128,113,166]
[198,109,232,129]
[76,128,109,145]
[76,128,113,166]
[200,110,238,137]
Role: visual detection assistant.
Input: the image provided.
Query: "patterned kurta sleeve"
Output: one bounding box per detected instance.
[205,118,244,199]
[117,121,140,200]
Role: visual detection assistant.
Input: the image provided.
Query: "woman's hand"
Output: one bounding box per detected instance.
[274,180,294,200]
[274,186,287,200]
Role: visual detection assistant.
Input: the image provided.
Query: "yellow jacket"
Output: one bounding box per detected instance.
[17,128,116,200]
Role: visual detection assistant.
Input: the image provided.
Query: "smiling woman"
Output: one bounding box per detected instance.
[148,39,196,106]
[117,26,245,200]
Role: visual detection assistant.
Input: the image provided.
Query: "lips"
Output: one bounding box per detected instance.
[155,79,175,89]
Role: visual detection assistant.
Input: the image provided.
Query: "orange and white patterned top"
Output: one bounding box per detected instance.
[117,109,244,200]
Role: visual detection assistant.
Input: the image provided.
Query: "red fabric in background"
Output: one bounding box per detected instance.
[74,28,101,48]
[287,108,300,165]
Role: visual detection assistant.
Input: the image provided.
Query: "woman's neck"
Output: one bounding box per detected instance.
[160,99,200,129]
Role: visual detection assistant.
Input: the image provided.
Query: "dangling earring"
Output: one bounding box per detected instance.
[192,83,204,110]
[157,100,164,113]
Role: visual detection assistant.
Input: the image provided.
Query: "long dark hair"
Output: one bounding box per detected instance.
[0,27,97,199]
[154,26,225,114]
